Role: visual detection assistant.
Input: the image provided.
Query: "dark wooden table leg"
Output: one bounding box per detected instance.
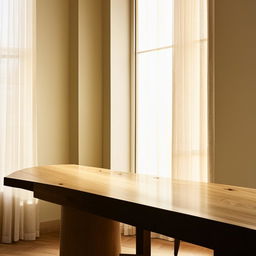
[60,206,120,256]
[174,239,180,256]
[136,227,151,256]
[120,227,151,256]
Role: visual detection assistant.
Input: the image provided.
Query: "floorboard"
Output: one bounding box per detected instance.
[0,233,213,256]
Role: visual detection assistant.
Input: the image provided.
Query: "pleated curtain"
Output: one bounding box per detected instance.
[172,0,208,182]
[0,0,39,243]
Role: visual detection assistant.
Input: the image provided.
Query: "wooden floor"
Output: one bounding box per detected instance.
[0,232,213,256]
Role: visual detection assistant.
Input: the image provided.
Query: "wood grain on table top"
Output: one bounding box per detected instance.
[4,164,256,231]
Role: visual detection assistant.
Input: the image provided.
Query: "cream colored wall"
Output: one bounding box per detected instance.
[102,0,111,169]
[78,0,103,167]
[110,0,131,172]
[37,0,107,223]
[37,0,70,222]
[214,0,256,188]
[69,0,79,164]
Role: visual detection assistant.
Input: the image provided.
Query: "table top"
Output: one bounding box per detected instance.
[4,164,256,233]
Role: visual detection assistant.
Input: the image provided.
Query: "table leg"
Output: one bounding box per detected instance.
[60,206,120,256]
[120,227,151,256]
[136,227,151,256]
[174,239,180,256]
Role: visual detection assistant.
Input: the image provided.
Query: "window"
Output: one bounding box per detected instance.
[136,0,173,177]
[0,0,38,243]
[135,0,208,181]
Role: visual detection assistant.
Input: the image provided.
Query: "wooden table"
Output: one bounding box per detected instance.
[4,164,256,256]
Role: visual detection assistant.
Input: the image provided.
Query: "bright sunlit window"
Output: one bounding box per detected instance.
[135,0,208,180]
[136,0,173,177]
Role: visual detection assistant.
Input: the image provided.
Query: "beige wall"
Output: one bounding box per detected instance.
[102,0,111,169]
[69,0,79,164]
[214,0,256,188]
[37,0,107,222]
[37,0,70,222]
[78,0,103,167]
[110,0,131,172]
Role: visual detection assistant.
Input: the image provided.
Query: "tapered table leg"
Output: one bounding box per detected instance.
[60,206,120,256]
[136,227,151,256]
[174,239,180,256]
[120,227,151,256]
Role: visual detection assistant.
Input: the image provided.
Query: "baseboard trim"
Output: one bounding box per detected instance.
[40,220,60,234]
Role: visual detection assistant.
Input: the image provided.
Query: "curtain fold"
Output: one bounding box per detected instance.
[0,0,39,243]
[172,0,208,182]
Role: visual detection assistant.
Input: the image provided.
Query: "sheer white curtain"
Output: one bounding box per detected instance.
[0,0,39,243]
[172,0,208,182]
